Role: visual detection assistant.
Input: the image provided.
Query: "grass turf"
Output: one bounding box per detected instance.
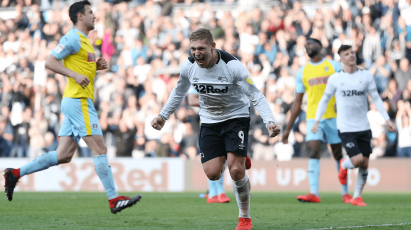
[0,192,410,229]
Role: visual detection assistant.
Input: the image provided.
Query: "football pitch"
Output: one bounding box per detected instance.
[0,192,410,230]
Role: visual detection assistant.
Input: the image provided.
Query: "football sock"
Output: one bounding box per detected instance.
[233,174,251,218]
[93,155,119,200]
[336,160,349,195]
[342,157,355,169]
[353,168,368,199]
[216,172,225,195]
[208,179,218,198]
[20,151,58,178]
[308,159,320,196]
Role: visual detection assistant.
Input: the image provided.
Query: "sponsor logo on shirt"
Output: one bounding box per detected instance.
[341,90,365,97]
[193,77,199,82]
[324,66,329,72]
[218,76,228,83]
[93,124,98,130]
[87,53,96,62]
[308,76,329,86]
[193,84,228,93]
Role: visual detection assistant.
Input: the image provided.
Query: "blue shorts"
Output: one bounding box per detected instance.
[59,98,103,143]
[306,118,341,144]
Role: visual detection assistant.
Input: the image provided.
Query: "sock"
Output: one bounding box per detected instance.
[208,179,218,198]
[93,155,119,200]
[308,159,320,196]
[233,174,251,219]
[336,160,349,195]
[342,157,355,169]
[20,151,58,178]
[353,168,368,199]
[216,172,225,195]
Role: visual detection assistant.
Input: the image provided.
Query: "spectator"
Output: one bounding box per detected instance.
[396,100,411,157]
[394,58,411,91]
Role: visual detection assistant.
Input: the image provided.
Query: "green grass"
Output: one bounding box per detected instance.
[0,192,410,229]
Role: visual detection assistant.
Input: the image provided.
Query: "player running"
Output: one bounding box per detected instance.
[151,28,280,230]
[312,45,396,206]
[187,91,252,204]
[282,38,351,203]
[3,1,141,214]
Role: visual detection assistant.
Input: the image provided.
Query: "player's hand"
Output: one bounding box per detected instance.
[96,57,108,70]
[268,122,281,137]
[73,73,90,89]
[386,119,396,132]
[282,129,290,144]
[311,121,320,134]
[151,116,165,130]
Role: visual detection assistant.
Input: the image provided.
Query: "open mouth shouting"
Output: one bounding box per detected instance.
[195,56,206,65]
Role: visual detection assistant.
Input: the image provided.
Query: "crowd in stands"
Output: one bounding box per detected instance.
[0,0,410,160]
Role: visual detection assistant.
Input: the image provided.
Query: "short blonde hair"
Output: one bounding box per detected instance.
[189,28,214,44]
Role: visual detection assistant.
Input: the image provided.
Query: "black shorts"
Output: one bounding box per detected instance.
[199,117,250,164]
[338,130,372,158]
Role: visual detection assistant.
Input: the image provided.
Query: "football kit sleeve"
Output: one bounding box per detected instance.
[366,72,390,121]
[159,60,192,119]
[51,31,81,61]
[314,74,338,121]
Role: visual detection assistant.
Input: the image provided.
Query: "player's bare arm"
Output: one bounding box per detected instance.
[45,54,90,89]
[282,92,304,144]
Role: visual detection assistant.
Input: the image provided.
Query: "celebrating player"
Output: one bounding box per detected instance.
[312,45,396,206]
[282,38,351,203]
[3,1,141,214]
[151,28,280,230]
[187,91,252,204]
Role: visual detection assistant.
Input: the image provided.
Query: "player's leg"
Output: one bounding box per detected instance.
[228,152,252,230]
[351,131,372,206]
[81,98,140,213]
[326,118,350,201]
[3,108,78,201]
[297,119,322,202]
[216,172,230,203]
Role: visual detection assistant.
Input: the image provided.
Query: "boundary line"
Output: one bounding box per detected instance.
[307,223,411,229]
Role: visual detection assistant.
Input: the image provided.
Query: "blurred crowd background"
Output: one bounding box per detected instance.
[0,0,411,160]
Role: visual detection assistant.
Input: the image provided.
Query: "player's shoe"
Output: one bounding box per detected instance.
[207,196,219,203]
[235,217,252,230]
[338,159,348,185]
[351,197,367,206]
[109,195,142,214]
[218,193,230,203]
[3,168,19,201]
[297,193,321,203]
[245,156,251,170]
[342,194,353,204]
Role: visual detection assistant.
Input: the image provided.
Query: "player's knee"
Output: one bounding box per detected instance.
[205,170,221,180]
[95,145,107,156]
[309,150,320,159]
[59,155,72,164]
[351,154,364,167]
[229,166,244,179]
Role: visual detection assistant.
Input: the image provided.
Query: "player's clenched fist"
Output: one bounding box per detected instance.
[73,73,90,89]
[151,116,165,130]
[96,57,108,70]
[268,122,281,137]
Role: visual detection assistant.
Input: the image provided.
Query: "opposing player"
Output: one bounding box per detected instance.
[188,91,252,204]
[312,45,396,206]
[151,28,280,230]
[282,38,351,203]
[3,1,141,214]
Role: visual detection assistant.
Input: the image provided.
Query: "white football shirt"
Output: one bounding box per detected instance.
[160,49,275,126]
[315,69,390,133]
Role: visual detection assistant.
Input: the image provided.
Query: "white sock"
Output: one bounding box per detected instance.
[342,158,355,169]
[233,174,251,219]
[353,168,368,199]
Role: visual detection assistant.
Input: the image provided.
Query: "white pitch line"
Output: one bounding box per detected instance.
[307,223,411,230]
